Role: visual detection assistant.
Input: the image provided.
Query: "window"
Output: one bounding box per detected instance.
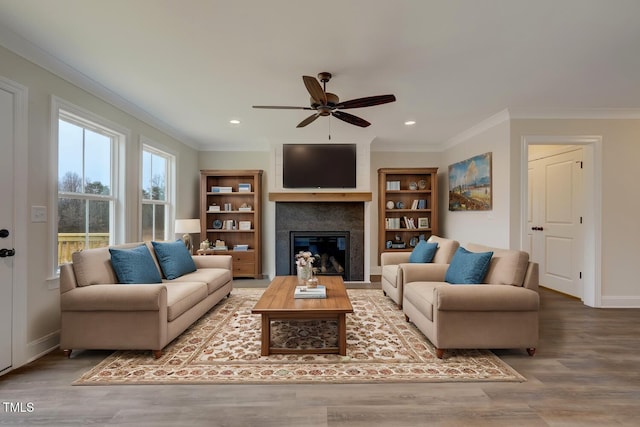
[56,108,123,266]
[141,142,175,242]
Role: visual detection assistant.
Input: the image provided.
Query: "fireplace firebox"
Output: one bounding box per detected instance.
[290,232,350,279]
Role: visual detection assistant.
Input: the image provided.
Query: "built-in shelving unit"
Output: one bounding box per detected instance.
[199,170,263,278]
[377,167,438,261]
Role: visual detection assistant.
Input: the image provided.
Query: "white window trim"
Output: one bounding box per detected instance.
[50,96,130,277]
[139,136,177,241]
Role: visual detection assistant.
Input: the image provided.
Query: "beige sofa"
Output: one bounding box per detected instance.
[401,243,539,359]
[380,236,460,308]
[59,242,233,358]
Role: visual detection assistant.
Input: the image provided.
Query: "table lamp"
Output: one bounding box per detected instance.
[175,219,201,253]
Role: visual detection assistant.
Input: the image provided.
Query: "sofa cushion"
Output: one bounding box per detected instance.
[428,235,461,264]
[169,268,233,294]
[164,282,208,322]
[152,240,197,280]
[109,245,163,284]
[444,247,493,284]
[466,243,529,286]
[408,240,438,263]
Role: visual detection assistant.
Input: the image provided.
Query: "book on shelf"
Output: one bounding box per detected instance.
[294,285,327,299]
[238,183,251,192]
[233,244,249,251]
[386,181,400,191]
[211,186,233,193]
[385,217,401,229]
[418,199,427,209]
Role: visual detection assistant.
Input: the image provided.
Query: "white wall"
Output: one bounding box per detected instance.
[440,119,511,248]
[0,45,199,364]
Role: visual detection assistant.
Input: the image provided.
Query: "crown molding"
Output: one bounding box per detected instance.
[0,26,201,150]
[509,107,640,120]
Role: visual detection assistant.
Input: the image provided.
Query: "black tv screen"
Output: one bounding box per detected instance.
[283,144,357,188]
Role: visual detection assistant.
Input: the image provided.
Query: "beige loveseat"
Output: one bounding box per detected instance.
[380,236,460,308]
[59,242,233,358]
[401,243,539,359]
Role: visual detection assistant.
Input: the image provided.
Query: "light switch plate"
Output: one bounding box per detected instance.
[31,205,47,223]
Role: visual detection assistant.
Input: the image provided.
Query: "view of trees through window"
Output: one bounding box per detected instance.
[57,116,114,265]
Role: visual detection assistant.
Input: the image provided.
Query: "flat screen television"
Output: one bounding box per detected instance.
[283,144,357,188]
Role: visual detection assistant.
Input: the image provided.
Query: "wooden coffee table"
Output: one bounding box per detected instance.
[251,275,353,356]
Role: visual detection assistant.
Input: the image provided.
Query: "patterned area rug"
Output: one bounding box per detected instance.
[74,289,525,385]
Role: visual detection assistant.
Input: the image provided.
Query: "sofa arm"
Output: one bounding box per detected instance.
[381,251,412,266]
[192,254,232,270]
[401,263,449,284]
[435,284,540,311]
[60,284,167,312]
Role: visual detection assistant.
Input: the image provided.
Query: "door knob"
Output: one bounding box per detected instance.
[0,248,15,257]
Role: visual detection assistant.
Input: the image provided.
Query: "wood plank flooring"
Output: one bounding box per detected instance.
[2,284,640,426]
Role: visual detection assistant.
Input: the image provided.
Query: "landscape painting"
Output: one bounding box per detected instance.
[448,152,492,211]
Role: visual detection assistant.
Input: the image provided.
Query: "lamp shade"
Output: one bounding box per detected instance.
[175,219,201,234]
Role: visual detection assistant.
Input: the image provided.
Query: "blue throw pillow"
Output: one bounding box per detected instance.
[408,240,438,263]
[444,247,493,284]
[151,240,197,280]
[109,245,162,284]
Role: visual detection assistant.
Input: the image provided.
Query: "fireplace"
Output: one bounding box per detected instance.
[290,231,350,279]
[275,202,365,281]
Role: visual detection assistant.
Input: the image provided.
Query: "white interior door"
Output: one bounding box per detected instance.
[0,86,15,373]
[529,147,584,298]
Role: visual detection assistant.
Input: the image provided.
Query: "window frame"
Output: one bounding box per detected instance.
[140,137,176,242]
[50,97,128,277]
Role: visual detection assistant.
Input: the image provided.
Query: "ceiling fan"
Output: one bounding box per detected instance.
[253,72,396,128]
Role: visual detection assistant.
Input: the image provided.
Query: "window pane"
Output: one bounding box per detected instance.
[141,203,153,241]
[154,204,166,240]
[152,155,167,201]
[58,120,83,193]
[57,198,86,265]
[84,129,111,195]
[88,199,110,251]
[142,151,152,200]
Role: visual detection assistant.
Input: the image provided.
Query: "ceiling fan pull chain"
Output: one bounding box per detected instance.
[328,116,331,140]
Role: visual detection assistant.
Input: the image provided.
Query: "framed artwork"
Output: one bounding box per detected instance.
[417,217,429,229]
[448,152,492,211]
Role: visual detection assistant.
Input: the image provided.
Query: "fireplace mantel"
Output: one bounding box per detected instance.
[269,192,372,202]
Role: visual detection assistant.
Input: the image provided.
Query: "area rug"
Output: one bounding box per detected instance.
[74,288,525,385]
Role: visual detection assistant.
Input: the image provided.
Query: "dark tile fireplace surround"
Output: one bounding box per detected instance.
[275,202,365,281]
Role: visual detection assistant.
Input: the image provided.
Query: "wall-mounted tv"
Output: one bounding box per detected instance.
[283,144,357,189]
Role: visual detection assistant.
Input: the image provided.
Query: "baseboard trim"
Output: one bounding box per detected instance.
[600,296,640,308]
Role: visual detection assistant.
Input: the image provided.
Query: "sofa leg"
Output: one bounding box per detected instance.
[63,349,72,358]
[526,347,536,356]
[382,290,387,296]
[404,314,410,322]
[152,350,163,359]
[435,348,445,359]
[396,303,402,310]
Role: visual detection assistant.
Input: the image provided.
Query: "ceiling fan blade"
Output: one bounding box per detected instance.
[332,111,371,128]
[302,75,327,105]
[253,105,313,110]
[336,94,396,110]
[296,113,321,128]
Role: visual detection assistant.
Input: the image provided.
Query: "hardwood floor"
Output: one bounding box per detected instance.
[2,285,640,426]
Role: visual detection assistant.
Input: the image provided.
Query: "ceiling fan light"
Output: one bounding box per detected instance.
[404,120,416,126]
[229,119,240,124]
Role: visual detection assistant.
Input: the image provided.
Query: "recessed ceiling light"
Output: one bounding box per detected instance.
[404,120,416,126]
[229,119,240,124]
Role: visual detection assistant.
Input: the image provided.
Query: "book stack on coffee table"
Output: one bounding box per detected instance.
[294,285,326,299]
